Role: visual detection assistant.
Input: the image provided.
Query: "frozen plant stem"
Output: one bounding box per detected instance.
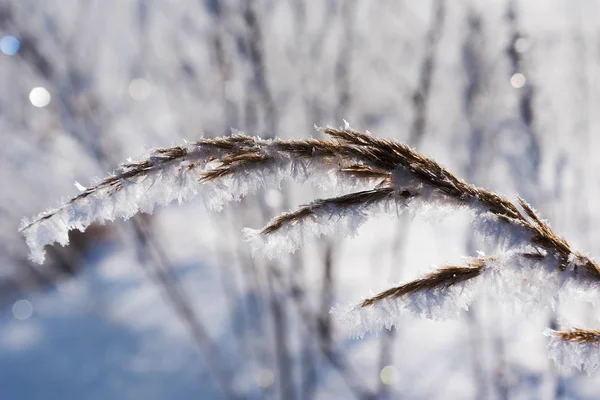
[20,125,600,374]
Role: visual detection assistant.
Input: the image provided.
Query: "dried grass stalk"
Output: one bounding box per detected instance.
[359,260,485,307]
[20,125,600,362]
[557,329,600,344]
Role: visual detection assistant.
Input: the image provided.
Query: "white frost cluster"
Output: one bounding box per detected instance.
[332,251,598,339]
[545,329,600,375]
[558,254,600,309]
[20,130,600,375]
[244,177,534,261]
[243,193,412,259]
[479,252,563,315]
[331,273,480,339]
[472,210,532,251]
[21,145,214,264]
[20,137,379,264]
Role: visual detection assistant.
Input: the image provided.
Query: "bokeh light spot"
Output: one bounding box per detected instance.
[12,300,33,321]
[29,87,51,107]
[0,35,20,56]
[380,365,396,385]
[128,78,152,101]
[510,73,526,89]
[256,368,274,388]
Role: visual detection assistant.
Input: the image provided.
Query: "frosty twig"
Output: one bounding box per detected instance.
[20,125,600,373]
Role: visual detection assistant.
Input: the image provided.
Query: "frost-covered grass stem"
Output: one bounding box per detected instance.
[20,125,600,373]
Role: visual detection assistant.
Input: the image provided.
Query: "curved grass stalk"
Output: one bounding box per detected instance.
[20,126,600,372]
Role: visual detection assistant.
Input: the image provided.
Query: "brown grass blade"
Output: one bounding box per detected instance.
[359,259,486,307]
[556,329,600,344]
[260,188,412,235]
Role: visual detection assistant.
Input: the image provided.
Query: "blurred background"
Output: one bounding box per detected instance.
[2,0,600,398]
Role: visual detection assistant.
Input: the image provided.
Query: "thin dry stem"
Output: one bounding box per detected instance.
[22,127,600,278]
[21,126,600,349]
[359,258,486,307]
[339,164,391,182]
[260,188,412,235]
[556,329,600,344]
[22,127,600,281]
[20,135,261,231]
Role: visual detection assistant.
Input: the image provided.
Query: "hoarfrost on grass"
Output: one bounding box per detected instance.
[332,251,598,338]
[472,210,532,250]
[332,258,486,338]
[18,127,600,375]
[20,136,382,264]
[332,270,481,339]
[244,183,534,261]
[244,193,413,259]
[545,329,600,375]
